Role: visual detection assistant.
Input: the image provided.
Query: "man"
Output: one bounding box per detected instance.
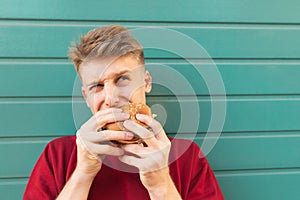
[23,25,224,199]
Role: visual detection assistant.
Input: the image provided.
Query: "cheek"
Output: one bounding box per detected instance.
[127,86,146,102]
[117,79,147,102]
[119,83,141,94]
[87,93,103,112]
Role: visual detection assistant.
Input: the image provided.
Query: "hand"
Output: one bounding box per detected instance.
[118,114,172,190]
[75,108,133,177]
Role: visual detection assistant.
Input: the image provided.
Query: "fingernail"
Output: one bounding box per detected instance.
[136,114,143,119]
[126,132,134,138]
[123,120,131,126]
[122,113,130,118]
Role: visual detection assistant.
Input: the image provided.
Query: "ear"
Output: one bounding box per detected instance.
[81,86,90,108]
[144,70,152,93]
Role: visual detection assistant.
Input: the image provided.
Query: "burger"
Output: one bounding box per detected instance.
[105,102,152,145]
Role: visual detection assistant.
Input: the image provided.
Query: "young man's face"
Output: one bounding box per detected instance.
[80,55,152,114]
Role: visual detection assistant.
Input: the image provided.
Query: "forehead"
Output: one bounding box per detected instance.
[79,56,144,85]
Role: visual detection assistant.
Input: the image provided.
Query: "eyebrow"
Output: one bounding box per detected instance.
[86,69,131,86]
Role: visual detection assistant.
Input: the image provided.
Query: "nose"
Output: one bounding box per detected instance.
[103,81,119,108]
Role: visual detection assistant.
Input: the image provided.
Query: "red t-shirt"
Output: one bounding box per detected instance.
[23,136,224,200]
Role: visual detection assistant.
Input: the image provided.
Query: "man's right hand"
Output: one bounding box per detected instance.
[57,108,132,200]
[75,108,132,177]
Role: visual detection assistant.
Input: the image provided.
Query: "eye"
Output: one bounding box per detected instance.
[116,75,130,86]
[119,75,129,81]
[89,83,104,91]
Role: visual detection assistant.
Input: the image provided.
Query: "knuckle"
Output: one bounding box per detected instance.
[100,144,110,153]
[101,131,109,140]
[138,129,153,139]
[125,144,138,152]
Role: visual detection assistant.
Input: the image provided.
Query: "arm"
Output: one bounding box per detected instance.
[56,168,95,200]
[24,108,132,200]
[140,168,182,200]
[55,139,100,200]
[119,114,182,200]
[172,140,225,200]
[187,150,225,200]
[56,108,133,199]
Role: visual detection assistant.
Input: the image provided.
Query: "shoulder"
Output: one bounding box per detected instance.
[168,137,224,199]
[168,136,202,160]
[43,135,77,176]
[43,135,77,162]
[47,135,76,148]
[24,136,77,198]
[168,136,209,173]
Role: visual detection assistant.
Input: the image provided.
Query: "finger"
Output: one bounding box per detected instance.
[78,109,120,131]
[85,141,124,156]
[121,144,152,158]
[94,107,122,117]
[136,114,168,142]
[123,120,158,147]
[95,109,130,128]
[79,130,134,143]
[80,108,129,132]
[79,114,102,132]
[118,154,144,169]
[119,154,165,172]
[122,144,170,160]
[99,130,134,142]
[121,144,163,158]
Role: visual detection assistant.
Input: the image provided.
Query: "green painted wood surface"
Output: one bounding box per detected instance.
[217,169,300,200]
[1,170,300,200]
[1,0,300,199]
[1,60,300,97]
[1,133,300,178]
[1,97,300,137]
[2,23,300,58]
[0,179,28,200]
[1,0,300,24]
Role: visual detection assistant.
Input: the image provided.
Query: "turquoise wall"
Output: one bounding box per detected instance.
[1,1,300,199]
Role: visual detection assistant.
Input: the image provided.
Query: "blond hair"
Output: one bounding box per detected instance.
[69,25,144,72]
